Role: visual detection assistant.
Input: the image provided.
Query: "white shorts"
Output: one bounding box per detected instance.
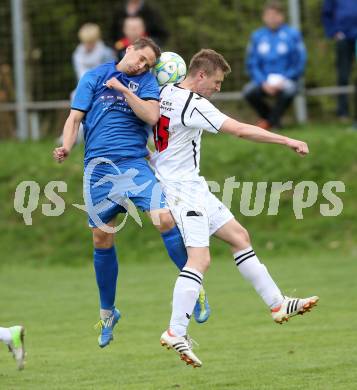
[163,179,234,247]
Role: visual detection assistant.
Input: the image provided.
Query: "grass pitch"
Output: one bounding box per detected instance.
[0,251,356,389]
[1,123,356,388]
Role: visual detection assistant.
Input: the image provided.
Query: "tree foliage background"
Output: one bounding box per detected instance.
[0,0,353,121]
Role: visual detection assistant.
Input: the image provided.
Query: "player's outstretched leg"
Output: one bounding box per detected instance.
[93,245,121,348]
[8,326,26,370]
[215,219,319,324]
[161,226,211,324]
[271,296,319,324]
[234,246,319,323]
[160,266,204,367]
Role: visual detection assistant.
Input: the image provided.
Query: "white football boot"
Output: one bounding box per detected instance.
[271,296,319,324]
[160,330,202,368]
[8,326,26,370]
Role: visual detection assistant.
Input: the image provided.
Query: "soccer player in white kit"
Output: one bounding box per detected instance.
[151,49,319,367]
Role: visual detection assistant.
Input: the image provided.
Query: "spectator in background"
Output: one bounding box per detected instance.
[243,1,306,130]
[114,16,147,61]
[73,23,115,81]
[322,0,357,121]
[68,23,115,144]
[111,0,168,47]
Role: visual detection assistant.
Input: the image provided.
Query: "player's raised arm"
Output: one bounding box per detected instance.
[105,77,159,126]
[220,117,309,156]
[105,39,161,126]
[53,109,84,163]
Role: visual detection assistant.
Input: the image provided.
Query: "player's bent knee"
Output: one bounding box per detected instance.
[241,227,251,243]
[200,255,211,273]
[92,228,114,248]
[203,255,211,270]
[152,210,176,233]
[186,251,211,273]
[231,226,251,252]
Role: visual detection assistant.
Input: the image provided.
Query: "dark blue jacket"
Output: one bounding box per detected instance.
[322,0,357,40]
[246,24,306,85]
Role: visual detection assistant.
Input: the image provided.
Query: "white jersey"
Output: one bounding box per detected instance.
[151,84,233,246]
[151,84,228,183]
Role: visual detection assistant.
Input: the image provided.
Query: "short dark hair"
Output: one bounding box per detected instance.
[264,0,284,14]
[188,49,231,77]
[132,37,161,60]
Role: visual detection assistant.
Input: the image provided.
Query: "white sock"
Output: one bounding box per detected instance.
[0,327,12,345]
[100,309,112,320]
[234,247,284,308]
[169,267,203,337]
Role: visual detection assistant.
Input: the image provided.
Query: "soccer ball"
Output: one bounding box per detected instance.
[153,52,187,86]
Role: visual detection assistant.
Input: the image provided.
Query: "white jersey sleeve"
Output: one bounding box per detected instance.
[182,95,228,134]
[151,85,229,183]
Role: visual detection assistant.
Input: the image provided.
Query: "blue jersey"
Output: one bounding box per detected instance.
[72,61,159,165]
[322,0,357,40]
[246,24,306,85]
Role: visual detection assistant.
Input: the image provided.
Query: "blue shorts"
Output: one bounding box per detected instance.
[84,157,166,228]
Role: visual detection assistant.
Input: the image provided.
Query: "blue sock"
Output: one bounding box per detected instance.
[161,226,188,270]
[93,246,118,310]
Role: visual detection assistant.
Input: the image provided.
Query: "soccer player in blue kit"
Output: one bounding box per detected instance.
[53,38,209,348]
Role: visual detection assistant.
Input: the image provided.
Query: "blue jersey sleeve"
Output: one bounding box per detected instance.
[246,30,267,85]
[139,73,160,101]
[71,70,97,112]
[285,29,307,80]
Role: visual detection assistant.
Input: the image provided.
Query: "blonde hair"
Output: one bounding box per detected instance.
[78,23,101,44]
[188,49,231,77]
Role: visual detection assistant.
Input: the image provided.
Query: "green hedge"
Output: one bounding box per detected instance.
[1,123,355,265]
